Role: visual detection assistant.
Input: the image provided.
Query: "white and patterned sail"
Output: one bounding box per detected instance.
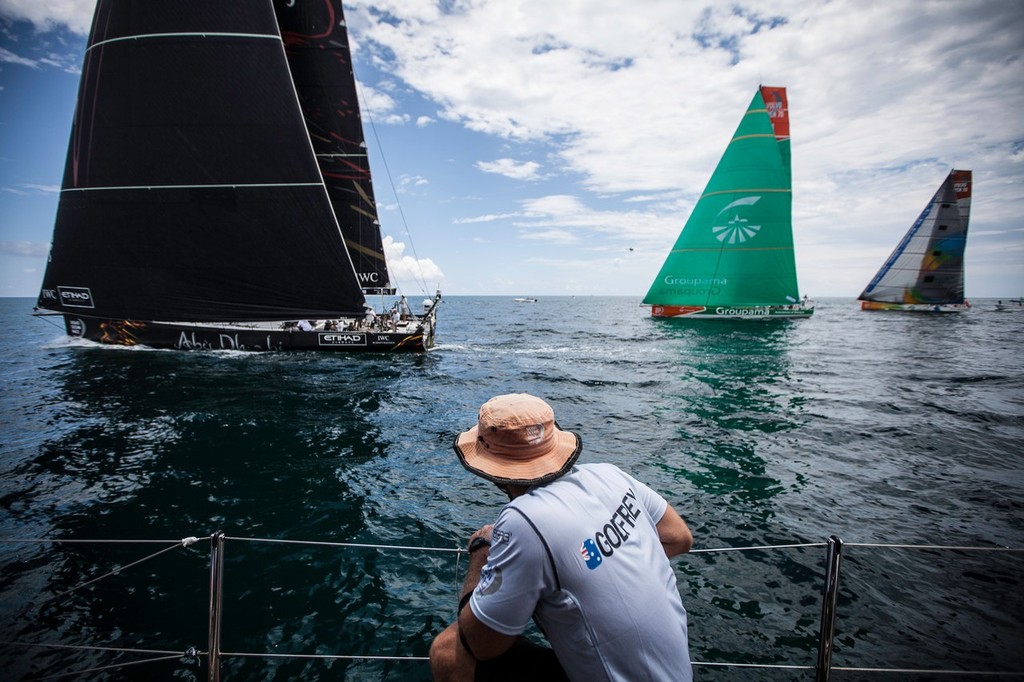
[859,170,972,305]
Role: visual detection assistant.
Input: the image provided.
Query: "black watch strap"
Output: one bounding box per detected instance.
[468,536,490,553]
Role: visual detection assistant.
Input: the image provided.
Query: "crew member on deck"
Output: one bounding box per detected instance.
[430,393,695,682]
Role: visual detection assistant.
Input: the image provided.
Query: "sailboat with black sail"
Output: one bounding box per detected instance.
[643,86,812,319]
[858,169,972,313]
[34,0,440,352]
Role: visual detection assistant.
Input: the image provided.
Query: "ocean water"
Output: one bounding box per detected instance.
[1,295,1022,680]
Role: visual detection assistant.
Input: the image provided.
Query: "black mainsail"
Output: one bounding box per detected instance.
[35,0,439,352]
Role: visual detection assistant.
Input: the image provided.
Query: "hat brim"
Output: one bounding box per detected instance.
[453,423,582,486]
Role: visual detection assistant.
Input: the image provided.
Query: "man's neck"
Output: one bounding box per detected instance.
[507,484,529,499]
[497,483,530,500]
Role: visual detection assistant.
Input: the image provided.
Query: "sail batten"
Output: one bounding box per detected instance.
[89,32,281,51]
[701,188,791,198]
[62,182,325,193]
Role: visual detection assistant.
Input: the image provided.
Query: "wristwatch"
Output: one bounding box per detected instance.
[468,536,491,553]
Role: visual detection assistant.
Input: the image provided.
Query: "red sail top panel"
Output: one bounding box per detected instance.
[951,169,972,200]
[759,86,789,140]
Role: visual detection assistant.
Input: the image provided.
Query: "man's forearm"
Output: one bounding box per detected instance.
[460,548,489,601]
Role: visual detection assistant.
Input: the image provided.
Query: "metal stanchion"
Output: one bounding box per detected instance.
[815,535,844,682]
[207,531,225,682]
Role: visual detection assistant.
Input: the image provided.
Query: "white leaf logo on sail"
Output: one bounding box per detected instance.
[712,196,762,244]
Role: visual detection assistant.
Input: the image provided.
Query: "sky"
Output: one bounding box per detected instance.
[1,0,1022,300]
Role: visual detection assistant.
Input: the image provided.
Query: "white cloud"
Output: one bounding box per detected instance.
[2,184,59,195]
[476,158,541,181]
[453,192,676,253]
[0,0,95,34]
[0,46,38,68]
[0,240,49,257]
[395,174,428,194]
[355,78,409,125]
[516,194,672,244]
[519,228,578,245]
[382,234,445,291]
[454,212,523,224]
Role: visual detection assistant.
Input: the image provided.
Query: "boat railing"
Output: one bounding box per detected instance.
[1,533,1020,680]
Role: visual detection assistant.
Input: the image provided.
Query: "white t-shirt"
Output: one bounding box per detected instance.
[470,463,692,681]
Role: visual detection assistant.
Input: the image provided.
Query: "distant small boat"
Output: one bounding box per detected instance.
[994,298,1024,312]
[858,170,972,313]
[643,86,813,319]
[513,297,538,303]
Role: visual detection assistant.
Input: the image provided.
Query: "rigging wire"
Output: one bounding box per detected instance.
[356,79,432,298]
[31,310,67,333]
[10,645,197,682]
[35,539,199,612]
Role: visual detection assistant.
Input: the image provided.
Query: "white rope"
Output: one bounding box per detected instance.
[694,661,813,669]
[0,538,192,544]
[689,542,824,553]
[844,542,1022,552]
[225,535,464,553]
[222,651,428,661]
[832,666,1024,677]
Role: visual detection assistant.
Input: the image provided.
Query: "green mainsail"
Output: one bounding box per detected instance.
[643,87,802,308]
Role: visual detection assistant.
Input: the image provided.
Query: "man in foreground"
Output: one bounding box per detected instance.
[430,393,694,681]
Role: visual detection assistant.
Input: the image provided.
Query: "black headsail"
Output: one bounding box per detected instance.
[274,0,394,296]
[36,0,367,322]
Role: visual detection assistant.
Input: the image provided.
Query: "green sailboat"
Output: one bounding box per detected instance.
[643,86,813,319]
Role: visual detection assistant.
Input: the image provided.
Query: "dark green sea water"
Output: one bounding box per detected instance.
[1,296,1022,680]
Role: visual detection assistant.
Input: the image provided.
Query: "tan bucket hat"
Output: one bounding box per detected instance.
[454,393,582,486]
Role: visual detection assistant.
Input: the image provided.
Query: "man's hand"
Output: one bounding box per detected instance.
[469,524,493,548]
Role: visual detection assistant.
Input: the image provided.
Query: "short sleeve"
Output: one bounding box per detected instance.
[469,505,554,636]
[619,466,669,523]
